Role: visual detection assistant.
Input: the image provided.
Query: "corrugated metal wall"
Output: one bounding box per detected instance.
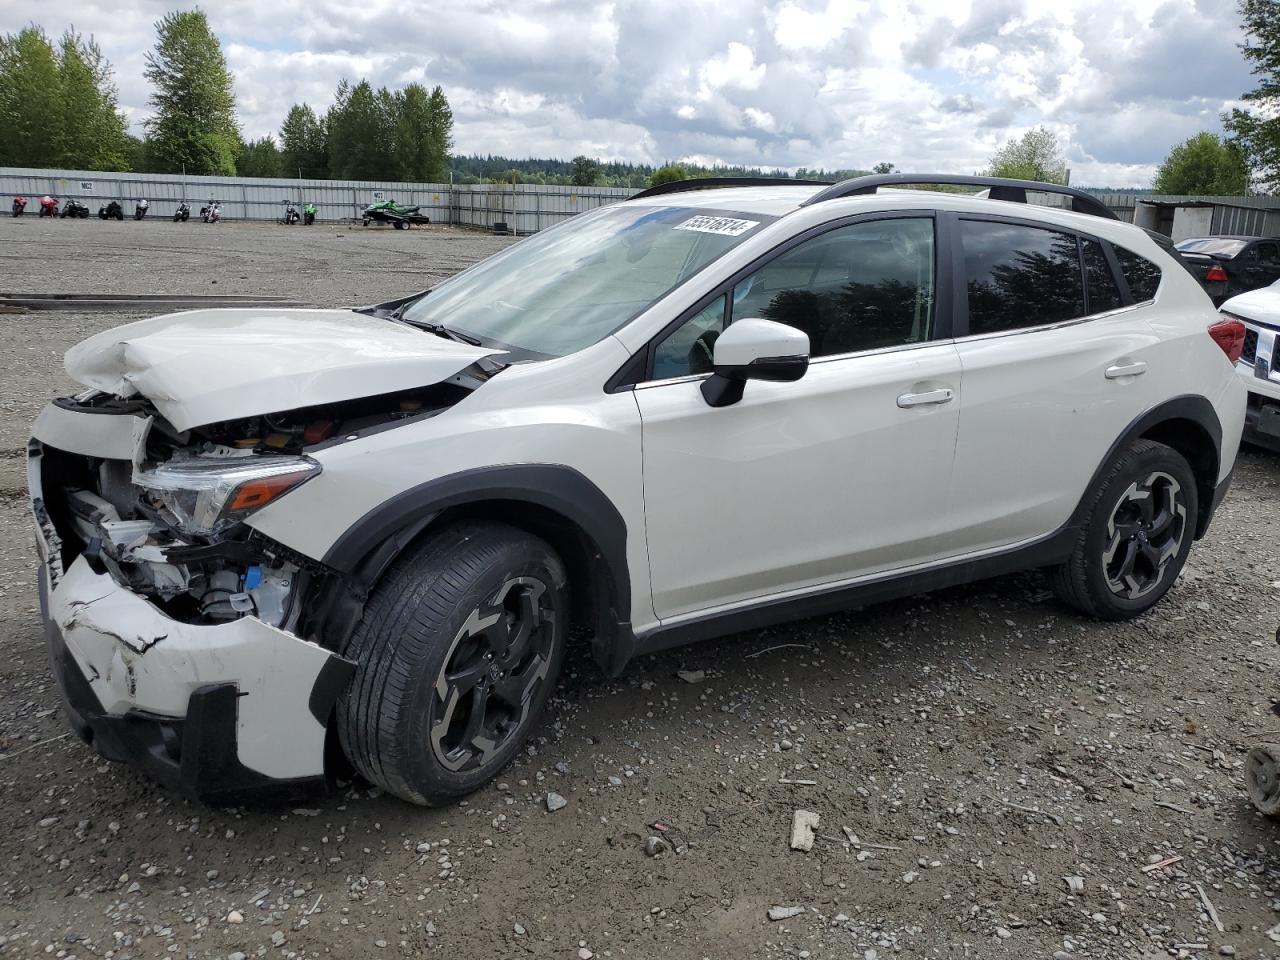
[1086,191,1280,231]
[1210,204,1280,237]
[0,166,635,229]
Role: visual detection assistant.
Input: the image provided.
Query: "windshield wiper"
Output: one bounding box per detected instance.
[407,318,484,346]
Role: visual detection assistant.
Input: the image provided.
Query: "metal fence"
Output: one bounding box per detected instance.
[0,166,636,230]
[3,166,1278,236]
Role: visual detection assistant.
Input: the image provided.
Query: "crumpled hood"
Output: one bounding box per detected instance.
[1222,281,1280,329]
[64,308,501,431]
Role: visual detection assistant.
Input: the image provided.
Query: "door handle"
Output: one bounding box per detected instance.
[897,387,954,408]
[1105,361,1148,379]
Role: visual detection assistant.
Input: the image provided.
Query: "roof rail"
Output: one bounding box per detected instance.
[800,174,1118,221]
[628,176,833,201]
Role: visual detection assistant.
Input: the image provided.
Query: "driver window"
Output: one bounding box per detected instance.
[645,218,934,381]
[732,218,935,357]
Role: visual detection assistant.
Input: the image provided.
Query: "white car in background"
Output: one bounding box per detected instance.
[28,174,1246,805]
[1220,278,1280,452]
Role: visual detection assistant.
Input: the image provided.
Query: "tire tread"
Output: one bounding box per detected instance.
[336,522,563,805]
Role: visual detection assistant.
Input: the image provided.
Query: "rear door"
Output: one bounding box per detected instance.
[939,215,1162,557]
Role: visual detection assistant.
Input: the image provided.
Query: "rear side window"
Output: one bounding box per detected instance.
[1114,247,1162,302]
[960,220,1084,334]
[1082,240,1124,313]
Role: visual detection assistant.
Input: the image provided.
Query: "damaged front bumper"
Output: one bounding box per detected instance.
[30,406,353,803]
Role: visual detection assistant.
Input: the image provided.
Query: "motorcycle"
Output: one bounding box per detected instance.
[98,200,124,221]
[134,199,149,221]
[173,201,191,223]
[38,196,59,218]
[303,202,317,225]
[11,197,26,217]
[281,200,300,225]
[61,199,90,219]
[200,200,222,223]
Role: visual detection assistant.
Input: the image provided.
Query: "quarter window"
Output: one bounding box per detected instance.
[960,220,1085,334]
[652,295,726,379]
[1082,239,1124,314]
[1114,246,1162,302]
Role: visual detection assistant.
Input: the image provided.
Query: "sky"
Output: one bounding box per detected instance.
[0,0,1258,187]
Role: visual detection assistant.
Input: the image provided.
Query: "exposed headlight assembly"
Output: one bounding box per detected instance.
[137,455,320,536]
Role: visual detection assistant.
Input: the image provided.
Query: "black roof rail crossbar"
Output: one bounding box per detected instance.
[800,174,1119,221]
[628,176,834,201]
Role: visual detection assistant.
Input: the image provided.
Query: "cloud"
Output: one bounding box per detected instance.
[0,0,1257,186]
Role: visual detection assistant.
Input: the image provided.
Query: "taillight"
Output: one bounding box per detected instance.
[1205,265,1228,283]
[1208,317,1246,363]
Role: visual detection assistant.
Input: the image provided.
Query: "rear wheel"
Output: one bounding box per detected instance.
[1246,744,1280,816]
[1051,439,1197,620]
[337,522,568,805]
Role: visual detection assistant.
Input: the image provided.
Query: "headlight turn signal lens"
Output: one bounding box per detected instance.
[137,455,320,536]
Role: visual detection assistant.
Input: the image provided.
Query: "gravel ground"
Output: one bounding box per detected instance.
[0,217,1278,960]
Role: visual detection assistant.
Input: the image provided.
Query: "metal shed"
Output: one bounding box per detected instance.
[1132,198,1280,242]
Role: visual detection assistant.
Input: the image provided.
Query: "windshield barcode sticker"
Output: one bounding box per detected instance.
[675,216,760,237]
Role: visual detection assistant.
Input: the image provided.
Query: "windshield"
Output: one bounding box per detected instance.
[1175,238,1248,257]
[401,204,771,357]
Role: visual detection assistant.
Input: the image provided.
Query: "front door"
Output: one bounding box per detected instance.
[633,215,963,621]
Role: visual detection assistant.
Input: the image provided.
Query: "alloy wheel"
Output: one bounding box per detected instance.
[428,577,556,772]
[1102,471,1187,600]
[1246,744,1280,816]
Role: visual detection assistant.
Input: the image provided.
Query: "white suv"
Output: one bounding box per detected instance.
[29,174,1246,805]
[1219,278,1280,451]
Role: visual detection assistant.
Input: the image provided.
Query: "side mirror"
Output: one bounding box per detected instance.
[701,318,810,407]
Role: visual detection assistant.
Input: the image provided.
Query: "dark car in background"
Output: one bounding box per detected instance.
[1174,235,1280,304]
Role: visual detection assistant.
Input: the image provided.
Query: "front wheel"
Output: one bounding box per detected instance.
[337,522,569,805]
[1051,439,1197,620]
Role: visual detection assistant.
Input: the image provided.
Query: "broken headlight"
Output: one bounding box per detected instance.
[137,455,320,537]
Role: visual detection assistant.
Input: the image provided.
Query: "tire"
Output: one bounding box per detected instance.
[1246,744,1280,816]
[337,521,569,805]
[1051,439,1198,620]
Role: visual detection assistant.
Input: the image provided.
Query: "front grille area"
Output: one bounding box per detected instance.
[1243,328,1259,364]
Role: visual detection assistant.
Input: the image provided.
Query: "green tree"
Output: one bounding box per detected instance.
[327,79,397,180]
[571,155,602,186]
[986,127,1067,184]
[1151,133,1249,194]
[393,83,437,181]
[1224,0,1280,191]
[650,163,687,186]
[872,161,896,174]
[280,103,327,178]
[123,134,148,172]
[237,135,283,177]
[0,27,62,168]
[143,9,240,175]
[55,30,130,170]
[423,85,453,182]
